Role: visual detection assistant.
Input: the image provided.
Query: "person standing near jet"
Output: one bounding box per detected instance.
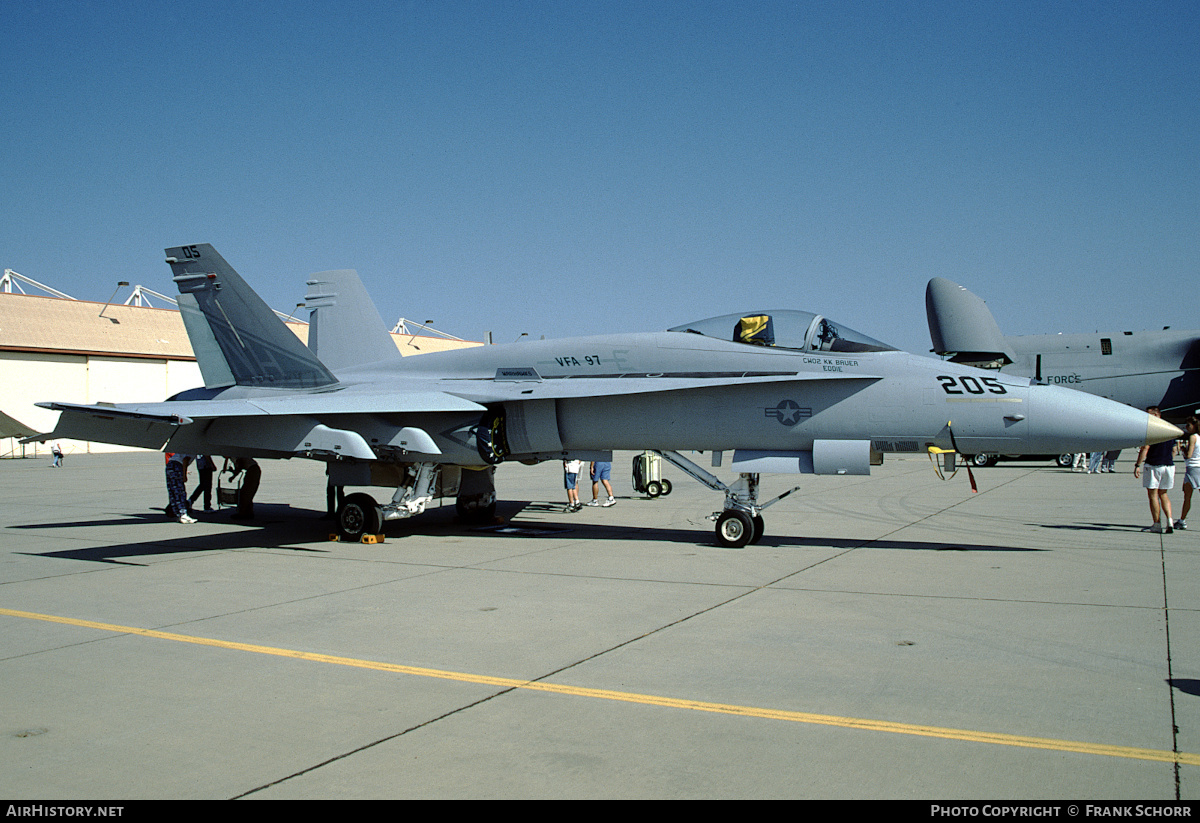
[187,454,216,512]
[166,453,197,524]
[227,457,261,520]
[1134,406,1176,533]
[324,463,344,520]
[587,460,616,507]
[563,459,582,512]
[1176,417,1199,530]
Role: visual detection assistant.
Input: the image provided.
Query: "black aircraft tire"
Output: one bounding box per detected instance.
[646,481,662,498]
[660,479,672,496]
[338,493,382,542]
[750,515,765,544]
[715,510,754,549]
[456,498,497,525]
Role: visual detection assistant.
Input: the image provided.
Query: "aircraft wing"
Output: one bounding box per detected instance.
[34,391,489,456]
[38,392,486,420]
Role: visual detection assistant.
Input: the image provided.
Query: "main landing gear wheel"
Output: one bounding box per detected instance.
[338,493,383,542]
[646,480,662,498]
[456,497,497,525]
[660,479,672,495]
[751,514,765,544]
[715,510,755,548]
[970,453,997,468]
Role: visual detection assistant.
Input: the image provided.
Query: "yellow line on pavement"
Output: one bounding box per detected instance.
[5,606,1196,767]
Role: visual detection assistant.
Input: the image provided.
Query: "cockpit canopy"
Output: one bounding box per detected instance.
[667,310,896,353]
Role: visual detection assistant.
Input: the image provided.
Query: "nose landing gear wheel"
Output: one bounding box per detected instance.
[715,510,754,548]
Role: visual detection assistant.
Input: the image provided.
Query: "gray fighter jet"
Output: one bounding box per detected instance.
[36,245,1181,547]
[927,277,1200,417]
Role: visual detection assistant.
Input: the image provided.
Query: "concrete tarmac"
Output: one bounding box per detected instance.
[1,450,1198,799]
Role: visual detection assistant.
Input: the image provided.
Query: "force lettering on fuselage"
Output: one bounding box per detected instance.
[1045,374,1084,385]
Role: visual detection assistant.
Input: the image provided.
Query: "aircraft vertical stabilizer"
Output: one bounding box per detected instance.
[305,269,403,372]
[926,277,1016,369]
[165,245,337,389]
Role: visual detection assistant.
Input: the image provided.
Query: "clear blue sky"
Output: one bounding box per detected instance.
[3,1,1197,354]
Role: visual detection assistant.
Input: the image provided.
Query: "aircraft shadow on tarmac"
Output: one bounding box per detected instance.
[11,499,1042,564]
[1034,522,1172,533]
[1169,679,1200,697]
[11,504,336,565]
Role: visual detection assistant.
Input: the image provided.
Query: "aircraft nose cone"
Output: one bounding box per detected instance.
[1146,416,1184,446]
[1022,386,1180,454]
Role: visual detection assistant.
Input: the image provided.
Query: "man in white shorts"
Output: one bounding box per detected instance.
[1134,406,1176,534]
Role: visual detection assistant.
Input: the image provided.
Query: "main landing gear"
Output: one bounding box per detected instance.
[332,463,497,542]
[336,493,384,542]
[654,451,799,549]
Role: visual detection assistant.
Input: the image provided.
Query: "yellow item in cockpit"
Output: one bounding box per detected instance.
[735,315,775,346]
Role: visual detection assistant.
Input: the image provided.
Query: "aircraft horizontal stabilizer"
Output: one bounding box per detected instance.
[0,410,39,439]
[32,404,187,451]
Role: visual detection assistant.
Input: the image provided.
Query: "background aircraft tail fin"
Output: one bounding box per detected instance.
[305,270,403,372]
[925,277,1016,369]
[165,244,338,389]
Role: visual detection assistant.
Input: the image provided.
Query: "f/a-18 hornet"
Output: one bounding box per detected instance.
[38,245,1180,547]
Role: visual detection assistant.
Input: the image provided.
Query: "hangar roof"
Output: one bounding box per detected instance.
[0,293,197,359]
[0,292,477,360]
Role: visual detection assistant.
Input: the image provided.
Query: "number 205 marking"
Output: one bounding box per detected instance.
[937,375,1007,395]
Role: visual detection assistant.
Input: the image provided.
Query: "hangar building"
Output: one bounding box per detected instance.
[0,281,479,457]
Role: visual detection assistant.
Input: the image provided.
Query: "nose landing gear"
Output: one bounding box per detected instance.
[654,451,799,548]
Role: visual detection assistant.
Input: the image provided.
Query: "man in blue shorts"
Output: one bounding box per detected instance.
[587,461,616,507]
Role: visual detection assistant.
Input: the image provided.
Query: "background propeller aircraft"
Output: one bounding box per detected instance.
[35,246,1181,547]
